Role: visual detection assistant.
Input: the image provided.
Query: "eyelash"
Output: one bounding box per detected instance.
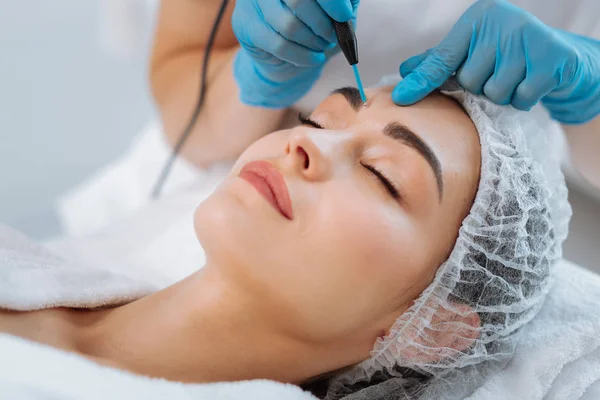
[297,113,401,201]
[362,163,401,200]
[297,113,324,129]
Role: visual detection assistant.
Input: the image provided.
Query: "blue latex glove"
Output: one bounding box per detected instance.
[393,0,600,124]
[232,0,359,109]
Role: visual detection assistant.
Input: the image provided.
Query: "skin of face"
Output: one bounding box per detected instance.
[193,85,481,359]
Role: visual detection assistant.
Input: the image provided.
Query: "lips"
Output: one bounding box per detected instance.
[239,160,294,220]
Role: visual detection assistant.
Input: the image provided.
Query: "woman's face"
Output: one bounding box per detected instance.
[194,85,481,353]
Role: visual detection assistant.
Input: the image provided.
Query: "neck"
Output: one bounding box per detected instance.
[72,264,344,384]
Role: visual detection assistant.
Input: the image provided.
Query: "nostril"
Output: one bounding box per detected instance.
[297,146,309,169]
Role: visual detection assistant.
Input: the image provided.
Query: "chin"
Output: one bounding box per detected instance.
[195,193,234,249]
[193,188,263,270]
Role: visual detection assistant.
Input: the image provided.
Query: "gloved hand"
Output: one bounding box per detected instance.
[232,0,360,109]
[393,0,600,124]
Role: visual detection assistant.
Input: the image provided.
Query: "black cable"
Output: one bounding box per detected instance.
[151,0,230,199]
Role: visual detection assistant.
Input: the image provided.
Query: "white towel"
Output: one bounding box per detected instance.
[466,259,600,400]
[0,224,156,311]
[0,334,315,400]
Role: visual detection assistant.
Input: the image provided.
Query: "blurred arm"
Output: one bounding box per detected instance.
[563,117,600,189]
[150,0,288,168]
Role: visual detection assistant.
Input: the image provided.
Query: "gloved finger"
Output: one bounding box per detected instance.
[538,58,581,101]
[510,23,571,111]
[257,26,327,67]
[482,40,527,105]
[316,0,354,22]
[543,90,600,124]
[392,17,472,105]
[392,47,469,105]
[399,50,431,77]
[548,110,589,124]
[283,0,336,43]
[512,71,558,111]
[253,55,312,82]
[526,25,579,103]
[483,63,526,105]
[511,81,544,111]
[546,106,599,125]
[392,56,454,105]
[263,1,331,52]
[455,41,496,95]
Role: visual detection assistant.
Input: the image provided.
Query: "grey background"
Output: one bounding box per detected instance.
[0,0,599,273]
[0,0,154,222]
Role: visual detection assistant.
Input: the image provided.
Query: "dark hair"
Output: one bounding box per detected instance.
[302,366,431,399]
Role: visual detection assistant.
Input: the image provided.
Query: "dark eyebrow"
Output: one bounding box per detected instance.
[328,87,443,199]
[331,87,365,112]
[384,122,444,200]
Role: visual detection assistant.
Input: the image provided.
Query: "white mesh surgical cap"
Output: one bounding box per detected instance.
[323,77,572,400]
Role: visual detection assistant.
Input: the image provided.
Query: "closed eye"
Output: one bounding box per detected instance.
[298,113,402,201]
[361,162,401,200]
[298,113,324,129]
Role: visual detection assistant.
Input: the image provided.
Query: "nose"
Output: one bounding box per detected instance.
[285,130,336,181]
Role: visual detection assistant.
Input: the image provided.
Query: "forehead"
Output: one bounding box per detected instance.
[312,86,481,178]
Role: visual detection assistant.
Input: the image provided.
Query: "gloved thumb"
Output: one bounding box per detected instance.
[393,16,471,105]
[392,52,454,105]
[399,50,430,77]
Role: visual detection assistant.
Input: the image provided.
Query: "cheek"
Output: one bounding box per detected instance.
[306,183,442,306]
[298,184,423,305]
[278,184,438,336]
[308,184,412,270]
